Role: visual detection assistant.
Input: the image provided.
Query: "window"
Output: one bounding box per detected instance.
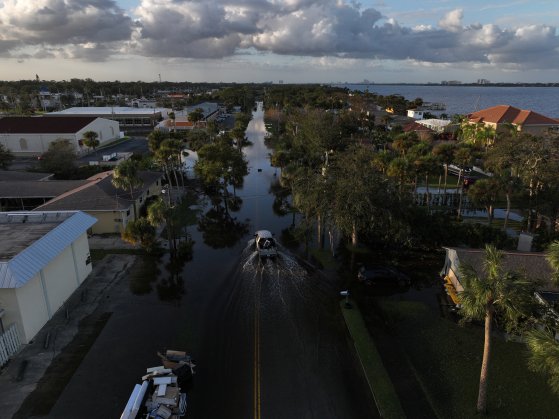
[20,138,28,150]
[114,218,122,222]
[126,209,130,216]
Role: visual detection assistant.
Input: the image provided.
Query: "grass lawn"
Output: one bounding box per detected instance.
[378,299,559,418]
[341,300,406,419]
[310,248,340,269]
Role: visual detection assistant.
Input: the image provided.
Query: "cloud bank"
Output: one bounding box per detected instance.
[0,0,558,70]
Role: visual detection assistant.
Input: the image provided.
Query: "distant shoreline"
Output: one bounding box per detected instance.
[334,82,559,88]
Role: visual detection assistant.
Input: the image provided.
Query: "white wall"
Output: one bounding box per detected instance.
[0,118,119,156]
[7,232,93,343]
[15,274,50,343]
[77,118,120,149]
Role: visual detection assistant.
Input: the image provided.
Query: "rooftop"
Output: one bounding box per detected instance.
[0,170,53,182]
[47,107,163,116]
[468,105,559,126]
[0,180,87,198]
[36,170,164,212]
[0,116,98,134]
[0,211,97,288]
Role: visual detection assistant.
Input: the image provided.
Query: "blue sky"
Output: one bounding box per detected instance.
[0,0,558,83]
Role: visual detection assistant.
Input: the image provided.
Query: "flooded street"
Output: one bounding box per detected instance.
[47,103,375,418]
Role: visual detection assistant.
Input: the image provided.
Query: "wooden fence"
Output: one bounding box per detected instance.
[0,324,21,367]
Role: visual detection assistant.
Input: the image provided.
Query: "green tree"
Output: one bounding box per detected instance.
[148,129,168,153]
[467,178,501,225]
[331,145,400,247]
[432,143,456,194]
[39,139,77,179]
[459,245,533,413]
[0,144,14,169]
[147,197,176,256]
[82,130,100,152]
[195,139,248,213]
[112,159,143,219]
[188,108,204,124]
[525,329,559,395]
[121,218,157,252]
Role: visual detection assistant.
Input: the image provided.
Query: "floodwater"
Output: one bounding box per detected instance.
[47,102,375,418]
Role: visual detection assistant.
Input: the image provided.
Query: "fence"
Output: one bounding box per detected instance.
[0,324,21,367]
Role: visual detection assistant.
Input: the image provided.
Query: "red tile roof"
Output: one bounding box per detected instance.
[468,105,559,126]
[0,116,98,134]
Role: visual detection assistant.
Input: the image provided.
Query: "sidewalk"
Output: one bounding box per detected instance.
[0,254,137,419]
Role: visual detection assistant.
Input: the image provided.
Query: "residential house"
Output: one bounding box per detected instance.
[440,247,554,306]
[467,105,559,136]
[0,116,119,156]
[402,121,435,141]
[0,211,96,346]
[35,171,164,234]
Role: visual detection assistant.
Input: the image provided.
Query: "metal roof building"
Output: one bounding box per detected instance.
[0,211,96,344]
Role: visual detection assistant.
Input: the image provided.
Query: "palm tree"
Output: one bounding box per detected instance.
[112,159,143,218]
[432,143,455,195]
[459,245,533,413]
[147,197,176,256]
[546,241,559,283]
[525,241,559,395]
[82,130,99,153]
[526,328,559,395]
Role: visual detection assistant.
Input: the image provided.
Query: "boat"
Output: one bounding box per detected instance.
[254,230,278,259]
[120,350,195,419]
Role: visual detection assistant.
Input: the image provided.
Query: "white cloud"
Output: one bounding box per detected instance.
[0,0,557,73]
[438,9,463,32]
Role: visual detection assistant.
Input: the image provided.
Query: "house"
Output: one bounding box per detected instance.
[467,105,559,136]
[0,211,96,346]
[440,247,554,306]
[416,119,454,134]
[35,170,164,234]
[0,116,119,156]
[407,109,425,120]
[402,121,435,141]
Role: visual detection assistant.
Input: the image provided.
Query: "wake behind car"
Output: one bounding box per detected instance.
[357,266,411,287]
[254,230,278,259]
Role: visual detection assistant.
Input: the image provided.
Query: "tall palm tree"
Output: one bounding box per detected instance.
[147,197,176,256]
[459,245,533,413]
[112,160,143,219]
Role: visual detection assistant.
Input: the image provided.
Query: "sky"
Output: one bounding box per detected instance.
[0,0,558,83]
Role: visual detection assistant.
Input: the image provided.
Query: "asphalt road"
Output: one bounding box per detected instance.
[188,250,375,419]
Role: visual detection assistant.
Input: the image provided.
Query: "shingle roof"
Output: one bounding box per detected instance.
[403,121,434,132]
[468,105,559,126]
[35,171,164,212]
[446,247,555,289]
[0,116,98,134]
[0,180,87,198]
[0,170,53,181]
[0,211,97,288]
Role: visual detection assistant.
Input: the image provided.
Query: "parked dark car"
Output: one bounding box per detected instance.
[357,266,411,287]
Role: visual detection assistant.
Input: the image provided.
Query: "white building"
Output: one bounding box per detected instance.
[0,211,97,345]
[407,109,424,120]
[416,119,453,133]
[0,116,120,156]
[47,107,162,128]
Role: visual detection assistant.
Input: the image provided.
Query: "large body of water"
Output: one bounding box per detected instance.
[336,84,559,117]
